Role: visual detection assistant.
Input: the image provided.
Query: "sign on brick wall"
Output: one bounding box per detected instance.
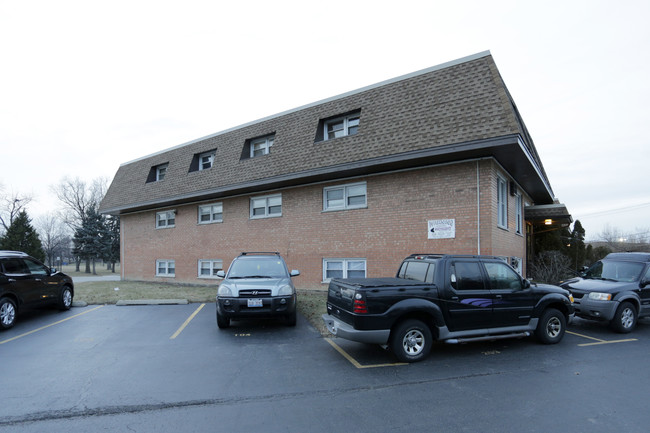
[428,219,455,239]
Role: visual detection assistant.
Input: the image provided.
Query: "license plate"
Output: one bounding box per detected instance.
[247,299,263,307]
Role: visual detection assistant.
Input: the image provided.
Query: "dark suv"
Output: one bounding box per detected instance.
[216,252,300,328]
[560,252,650,333]
[0,251,74,329]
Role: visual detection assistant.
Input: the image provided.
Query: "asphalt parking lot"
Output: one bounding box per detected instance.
[1,304,650,433]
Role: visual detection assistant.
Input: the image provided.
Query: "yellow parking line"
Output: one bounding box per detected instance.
[578,338,637,347]
[0,305,105,345]
[567,330,637,346]
[325,338,408,369]
[170,303,205,339]
[566,330,605,343]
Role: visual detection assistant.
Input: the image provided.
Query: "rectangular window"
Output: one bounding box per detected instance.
[199,151,215,170]
[323,258,367,281]
[156,164,167,181]
[515,193,523,234]
[156,210,176,228]
[497,177,508,228]
[198,203,223,224]
[250,194,282,219]
[323,182,367,211]
[250,135,274,158]
[324,113,360,140]
[156,260,175,277]
[198,259,223,278]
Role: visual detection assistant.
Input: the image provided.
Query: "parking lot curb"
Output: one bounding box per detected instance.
[116,299,189,306]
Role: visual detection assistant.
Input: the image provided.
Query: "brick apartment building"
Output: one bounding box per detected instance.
[99,51,571,288]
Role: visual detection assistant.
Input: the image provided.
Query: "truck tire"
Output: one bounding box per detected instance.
[610,301,637,333]
[389,319,432,363]
[535,308,566,344]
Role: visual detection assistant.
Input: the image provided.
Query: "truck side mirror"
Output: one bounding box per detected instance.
[523,279,531,289]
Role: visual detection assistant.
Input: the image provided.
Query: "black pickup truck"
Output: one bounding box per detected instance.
[322,254,574,362]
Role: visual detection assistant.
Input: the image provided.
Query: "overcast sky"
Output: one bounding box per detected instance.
[1,0,648,241]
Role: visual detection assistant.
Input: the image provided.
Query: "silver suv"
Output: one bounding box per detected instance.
[216,252,300,328]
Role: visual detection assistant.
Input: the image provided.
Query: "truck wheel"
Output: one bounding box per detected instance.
[610,301,637,334]
[389,319,432,363]
[216,310,230,329]
[535,308,566,344]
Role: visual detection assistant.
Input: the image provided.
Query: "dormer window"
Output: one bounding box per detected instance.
[315,110,361,142]
[241,133,275,160]
[199,151,215,170]
[146,163,169,183]
[250,135,274,158]
[156,164,167,181]
[325,113,359,140]
[189,149,217,172]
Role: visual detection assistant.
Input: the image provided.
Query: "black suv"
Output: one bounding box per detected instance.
[216,252,300,328]
[560,252,650,333]
[0,251,74,329]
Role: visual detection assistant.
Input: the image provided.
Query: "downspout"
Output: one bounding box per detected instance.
[476,161,481,255]
[121,217,125,280]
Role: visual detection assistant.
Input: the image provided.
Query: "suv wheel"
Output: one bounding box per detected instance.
[610,301,637,333]
[0,297,17,330]
[216,311,230,329]
[58,287,73,311]
[286,310,297,327]
[389,319,432,363]
[535,308,566,344]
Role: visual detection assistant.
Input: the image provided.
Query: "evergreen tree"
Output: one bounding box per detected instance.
[567,220,586,271]
[104,215,120,272]
[73,207,109,274]
[0,210,45,261]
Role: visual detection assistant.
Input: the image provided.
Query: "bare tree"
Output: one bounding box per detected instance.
[51,176,108,228]
[51,176,109,271]
[597,224,650,252]
[0,186,33,235]
[35,212,70,267]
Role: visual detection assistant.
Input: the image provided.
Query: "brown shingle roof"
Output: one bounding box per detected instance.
[100,51,553,215]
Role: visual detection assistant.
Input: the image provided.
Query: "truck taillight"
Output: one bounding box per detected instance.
[353,299,368,314]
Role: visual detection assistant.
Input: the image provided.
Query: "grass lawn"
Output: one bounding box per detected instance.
[73,278,329,334]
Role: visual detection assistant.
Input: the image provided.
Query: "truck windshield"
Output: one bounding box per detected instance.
[585,260,644,283]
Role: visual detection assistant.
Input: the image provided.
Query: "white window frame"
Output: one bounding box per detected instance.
[156,210,176,229]
[497,177,508,229]
[198,259,223,278]
[323,182,367,211]
[250,194,282,219]
[156,164,167,181]
[156,260,175,277]
[324,114,360,140]
[199,151,215,171]
[322,258,367,282]
[198,203,223,224]
[515,193,523,235]
[250,135,274,158]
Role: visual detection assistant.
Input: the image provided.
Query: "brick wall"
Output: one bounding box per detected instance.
[120,159,528,287]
